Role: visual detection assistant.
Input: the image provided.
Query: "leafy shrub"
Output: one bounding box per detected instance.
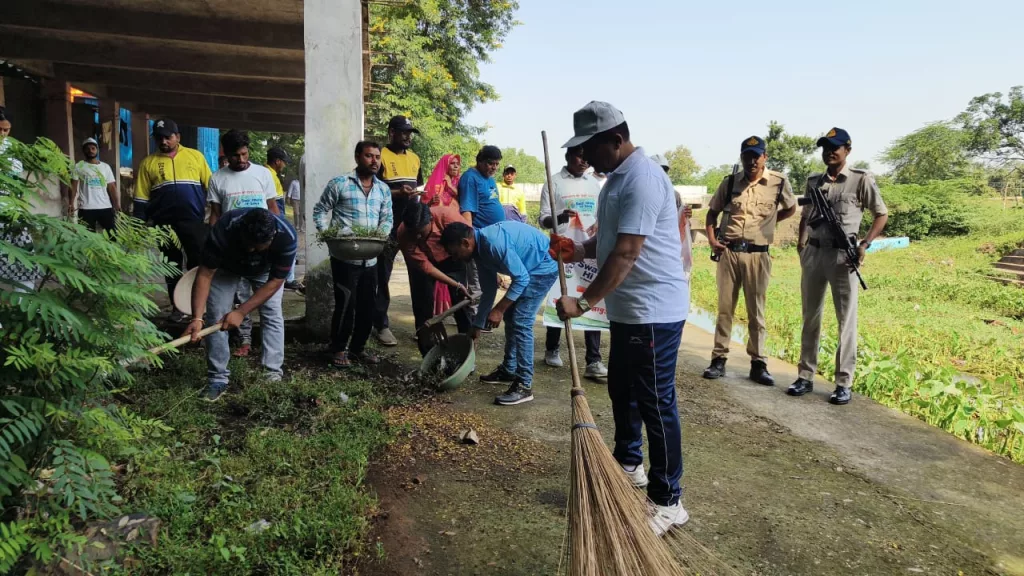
[1,137,177,573]
[869,182,972,240]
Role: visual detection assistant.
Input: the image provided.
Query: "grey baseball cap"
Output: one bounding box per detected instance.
[82,137,98,147]
[650,153,669,169]
[562,101,626,148]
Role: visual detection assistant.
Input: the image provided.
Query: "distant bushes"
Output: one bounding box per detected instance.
[868,180,973,240]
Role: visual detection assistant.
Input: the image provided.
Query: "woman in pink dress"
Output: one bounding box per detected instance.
[422,154,462,315]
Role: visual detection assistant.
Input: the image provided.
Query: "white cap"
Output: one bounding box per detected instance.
[563,101,626,148]
[650,154,669,169]
[82,137,98,147]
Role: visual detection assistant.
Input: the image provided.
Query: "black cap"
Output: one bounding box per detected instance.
[267,146,290,164]
[740,136,766,156]
[816,127,852,148]
[152,118,179,138]
[388,115,420,134]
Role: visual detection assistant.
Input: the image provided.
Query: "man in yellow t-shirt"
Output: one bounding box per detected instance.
[497,165,527,216]
[374,115,424,346]
[265,147,289,213]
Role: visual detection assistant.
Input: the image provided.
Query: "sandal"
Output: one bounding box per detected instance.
[331,351,351,368]
[350,350,379,365]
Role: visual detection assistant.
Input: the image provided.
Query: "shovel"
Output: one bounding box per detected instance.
[122,323,224,367]
[416,297,477,351]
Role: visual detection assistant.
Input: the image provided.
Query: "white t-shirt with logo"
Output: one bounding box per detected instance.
[73,160,116,210]
[207,163,278,212]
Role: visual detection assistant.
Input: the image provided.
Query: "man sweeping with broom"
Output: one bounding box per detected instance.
[555,101,690,537]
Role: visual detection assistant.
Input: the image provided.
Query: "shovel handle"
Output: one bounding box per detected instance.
[122,323,224,367]
[422,295,478,329]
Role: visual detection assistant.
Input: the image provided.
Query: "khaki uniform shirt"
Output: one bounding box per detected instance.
[709,169,796,245]
[803,166,888,239]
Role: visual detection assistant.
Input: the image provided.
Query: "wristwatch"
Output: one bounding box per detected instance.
[577,296,592,314]
[859,240,872,250]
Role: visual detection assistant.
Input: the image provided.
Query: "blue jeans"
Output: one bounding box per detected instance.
[236,278,253,344]
[204,270,285,387]
[608,320,686,506]
[500,272,558,388]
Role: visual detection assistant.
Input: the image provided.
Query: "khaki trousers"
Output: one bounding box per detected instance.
[798,245,859,388]
[713,250,771,362]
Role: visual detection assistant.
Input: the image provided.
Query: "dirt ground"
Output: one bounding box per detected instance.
[343,264,1024,576]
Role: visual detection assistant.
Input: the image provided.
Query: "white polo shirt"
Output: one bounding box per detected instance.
[539,167,601,235]
[595,147,688,325]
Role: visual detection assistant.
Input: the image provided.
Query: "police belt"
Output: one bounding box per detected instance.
[724,240,769,254]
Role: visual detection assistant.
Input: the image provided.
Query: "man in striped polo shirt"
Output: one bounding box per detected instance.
[374,115,424,346]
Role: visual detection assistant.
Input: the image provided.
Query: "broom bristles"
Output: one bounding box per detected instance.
[568,392,687,576]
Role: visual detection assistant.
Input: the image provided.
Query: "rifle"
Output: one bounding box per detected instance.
[710,163,740,262]
[798,176,868,290]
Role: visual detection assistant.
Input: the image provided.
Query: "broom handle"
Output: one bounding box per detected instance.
[541,131,584,391]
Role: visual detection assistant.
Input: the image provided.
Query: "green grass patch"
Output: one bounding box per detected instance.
[113,350,393,575]
[689,198,1024,462]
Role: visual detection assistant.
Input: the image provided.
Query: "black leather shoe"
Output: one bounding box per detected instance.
[702,357,727,379]
[829,386,851,405]
[786,378,814,396]
[749,361,775,386]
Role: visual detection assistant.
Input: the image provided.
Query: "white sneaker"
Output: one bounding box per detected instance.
[585,361,608,379]
[649,502,690,537]
[374,328,398,347]
[621,464,649,489]
[544,350,563,367]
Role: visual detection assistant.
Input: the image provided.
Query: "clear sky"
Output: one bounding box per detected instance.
[465,0,1024,172]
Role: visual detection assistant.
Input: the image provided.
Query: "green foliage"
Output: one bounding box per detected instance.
[664,145,700,185]
[244,133,305,181]
[880,122,973,184]
[684,164,733,193]
[497,147,546,183]
[116,353,393,575]
[955,85,1024,166]
[366,0,519,170]
[1,137,178,573]
[765,120,824,189]
[871,181,972,240]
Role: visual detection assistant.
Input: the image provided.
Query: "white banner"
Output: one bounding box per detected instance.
[541,209,609,332]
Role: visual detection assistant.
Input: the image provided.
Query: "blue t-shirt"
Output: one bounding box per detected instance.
[457,167,505,229]
[473,221,558,328]
[201,209,298,280]
[595,147,688,325]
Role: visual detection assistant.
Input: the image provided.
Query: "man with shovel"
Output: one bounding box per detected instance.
[182,207,297,402]
[441,220,558,406]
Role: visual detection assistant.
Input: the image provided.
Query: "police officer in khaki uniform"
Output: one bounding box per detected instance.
[788,128,888,405]
[703,136,796,385]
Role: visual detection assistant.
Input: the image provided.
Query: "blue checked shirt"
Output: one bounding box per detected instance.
[313,171,393,266]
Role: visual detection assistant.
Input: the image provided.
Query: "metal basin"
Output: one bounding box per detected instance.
[325,237,387,261]
[420,334,476,391]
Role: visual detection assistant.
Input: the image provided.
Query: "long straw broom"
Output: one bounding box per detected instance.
[540,131,687,576]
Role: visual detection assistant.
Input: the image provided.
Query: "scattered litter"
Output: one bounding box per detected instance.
[438,530,456,537]
[908,568,924,573]
[339,392,350,404]
[246,519,272,534]
[460,429,479,445]
[412,475,426,485]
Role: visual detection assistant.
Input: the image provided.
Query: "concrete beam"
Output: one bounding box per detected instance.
[143,113,303,134]
[52,64,304,101]
[108,88,304,115]
[139,106,304,127]
[5,0,303,50]
[0,27,303,80]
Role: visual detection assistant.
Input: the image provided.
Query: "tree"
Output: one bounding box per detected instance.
[497,147,546,183]
[687,164,734,194]
[955,86,1024,167]
[880,122,970,184]
[366,0,519,170]
[663,145,700,185]
[765,121,821,189]
[246,132,305,180]
[853,160,871,171]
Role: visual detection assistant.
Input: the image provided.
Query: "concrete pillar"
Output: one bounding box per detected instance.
[0,78,6,107]
[130,109,149,208]
[98,98,121,200]
[42,79,74,218]
[303,0,364,335]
